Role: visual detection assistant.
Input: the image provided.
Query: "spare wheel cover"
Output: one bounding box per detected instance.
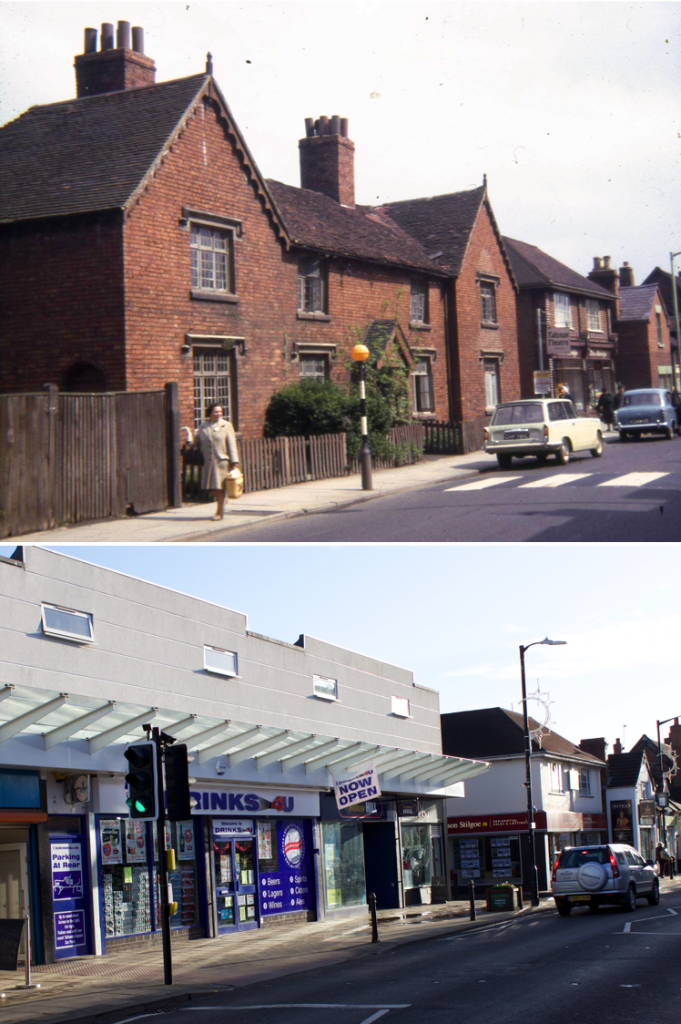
[576,862,608,892]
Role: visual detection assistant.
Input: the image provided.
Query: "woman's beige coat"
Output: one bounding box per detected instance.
[195,418,239,491]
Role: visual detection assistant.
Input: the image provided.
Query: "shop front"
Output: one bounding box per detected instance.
[0,768,46,967]
[550,340,616,413]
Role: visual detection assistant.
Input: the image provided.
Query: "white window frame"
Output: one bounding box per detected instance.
[484,358,500,410]
[190,223,234,294]
[313,674,338,701]
[192,348,234,430]
[412,357,435,413]
[298,257,326,313]
[480,281,497,324]
[204,644,238,678]
[299,354,328,382]
[549,762,564,793]
[579,768,592,796]
[410,280,428,324]
[585,299,602,333]
[554,292,572,329]
[391,695,411,717]
[41,603,94,644]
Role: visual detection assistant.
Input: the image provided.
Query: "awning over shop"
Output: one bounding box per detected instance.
[0,683,489,792]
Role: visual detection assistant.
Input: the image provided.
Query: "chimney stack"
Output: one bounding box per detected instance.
[588,255,620,320]
[613,738,623,755]
[299,115,355,207]
[75,21,156,98]
[579,737,608,762]
[619,262,635,288]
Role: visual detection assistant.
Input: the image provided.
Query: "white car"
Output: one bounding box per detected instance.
[484,398,604,469]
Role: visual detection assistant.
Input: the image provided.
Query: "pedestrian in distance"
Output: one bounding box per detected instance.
[655,842,670,878]
[597,387,616,432]
[614,384,626,411]
[194,403,240,521]
[557,383,575,404]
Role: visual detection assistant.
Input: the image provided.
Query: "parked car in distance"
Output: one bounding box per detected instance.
[484,398,604,469]
[615,388,678,440]
[552,843,659,916]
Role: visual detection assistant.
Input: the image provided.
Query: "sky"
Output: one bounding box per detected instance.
[1,0,679,280]
[2,541,680,761]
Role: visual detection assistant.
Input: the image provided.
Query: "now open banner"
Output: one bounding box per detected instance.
[333,761,382,811]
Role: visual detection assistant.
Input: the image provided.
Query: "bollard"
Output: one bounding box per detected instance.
[368,892,379,942]
[469,879,476,921]
[516,886,523,910]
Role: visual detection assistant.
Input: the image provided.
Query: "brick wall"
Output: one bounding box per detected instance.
[615,308,672,389]
[0,213,126,392]
[450,204,520,425]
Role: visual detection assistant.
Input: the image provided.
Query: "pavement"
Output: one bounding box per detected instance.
[0,893,560,1024]
[9,451,487,544]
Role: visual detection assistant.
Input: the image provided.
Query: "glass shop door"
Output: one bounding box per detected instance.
[213,837,258,932]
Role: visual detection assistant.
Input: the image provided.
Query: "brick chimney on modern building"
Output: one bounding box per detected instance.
[299,116,355,207]
[579,737,608,762]
[588,256,620,318]
[619,262,635,288]
[75,22,156,98]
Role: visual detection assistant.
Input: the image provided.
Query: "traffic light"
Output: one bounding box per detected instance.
[164,743,197,821]
[124,741,158,820]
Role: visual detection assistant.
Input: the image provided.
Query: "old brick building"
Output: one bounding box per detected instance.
[503,238,617,412]
[0,22,522,443]
[587,259,674,391]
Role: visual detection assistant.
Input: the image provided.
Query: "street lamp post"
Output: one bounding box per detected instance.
[670,252,681,391]
[350,342,373,491]
[519,637,567,906]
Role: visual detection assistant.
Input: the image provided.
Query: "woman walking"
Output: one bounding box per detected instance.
[194,403,240,520]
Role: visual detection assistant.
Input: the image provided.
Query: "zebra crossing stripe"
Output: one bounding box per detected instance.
[445,477,522,492]
[598,472,669,488]
[520,474,593,489]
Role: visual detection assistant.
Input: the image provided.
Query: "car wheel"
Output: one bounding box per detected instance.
[556,903,571,917]
[621,885,637,912]
[647,880,660,906]
[496,453,513,469]
[590,431,603,458]
[665,425,674,440]
[556,440,570,465]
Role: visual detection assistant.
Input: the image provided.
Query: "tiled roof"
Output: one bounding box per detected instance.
[642,268,681,336]
[0,75,209,223]
[618,284,660,322]
[440,707,605,763]
[606,749,647,788]
[379,186,486,276]
[266,179,444,274]
[503,236,615,299]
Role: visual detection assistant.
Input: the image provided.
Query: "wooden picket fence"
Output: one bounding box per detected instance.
[349,422,426,473]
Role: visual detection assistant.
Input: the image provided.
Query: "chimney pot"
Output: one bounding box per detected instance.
[319,115,329,135]
[330,115,341,135]
[101,23,114,50]
[132,26,144,54]
[299,114,355,206]
[304,117,315,138]
[84,28,97,53]
[619,262,635,288]
[206,51,213,75]
[603,256,611,269]
[593,257,602,270]
[340,118,349,138]
[117,21,131,49]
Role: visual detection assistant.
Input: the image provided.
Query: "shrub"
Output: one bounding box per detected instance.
[264,380,351,438]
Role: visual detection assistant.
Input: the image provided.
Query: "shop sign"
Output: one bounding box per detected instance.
[611,799,634,845]
[397,799,420,818]
[533,371,552,395]
[99,819,123,865]
[190,786,319,817]
[638,800,656,827]
[547,329,572,355]
[51,842,83,901]
[260,819,314,917]
[332,761,381,811]
[448,812,547,835]
[125,820,147,863]
[177,820,195,859]
[212,818,255,838]
[54,909,85,950]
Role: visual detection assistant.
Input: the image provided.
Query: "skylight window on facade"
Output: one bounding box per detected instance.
[41,603,94,643]
[204,644,238,677]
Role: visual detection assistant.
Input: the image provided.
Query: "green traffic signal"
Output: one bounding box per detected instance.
[123,742,158,820]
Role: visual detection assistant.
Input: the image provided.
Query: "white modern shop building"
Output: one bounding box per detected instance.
[0,546,488,964]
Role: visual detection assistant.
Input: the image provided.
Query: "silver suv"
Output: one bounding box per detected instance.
[551,844,659,915]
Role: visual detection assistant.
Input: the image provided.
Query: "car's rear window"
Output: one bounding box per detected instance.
[622,392,662,407]
[493,404,544,425]
[558,848,610,868]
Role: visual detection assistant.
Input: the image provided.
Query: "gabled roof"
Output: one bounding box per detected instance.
[642,268,681,336]
[440,707,605,764]
[606,748,649,788]
[503,236,615,300]
[265,179,445,274]
[630,734,673,786]
[0,75,288,242]
[618,284,664,322]
[363,320,415,368]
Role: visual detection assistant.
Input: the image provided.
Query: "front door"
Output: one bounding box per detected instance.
[0,843,29,962]
[49,835,93,958]
[214,837,258,932]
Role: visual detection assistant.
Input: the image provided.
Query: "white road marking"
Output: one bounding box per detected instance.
[519,474,592,488]
[445,477,522,491]
[183,1005,412,1010]
[598,472,669,487]
[359,1012,390,1024]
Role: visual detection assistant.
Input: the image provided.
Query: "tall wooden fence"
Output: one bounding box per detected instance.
[423,418,486,455]
[0,388,174,538]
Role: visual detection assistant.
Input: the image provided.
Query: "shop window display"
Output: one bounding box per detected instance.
[452,835,521,883]
[154,820,199,928]
[401,824,433,888]
[322,822,366,909]
[99,818,152,938]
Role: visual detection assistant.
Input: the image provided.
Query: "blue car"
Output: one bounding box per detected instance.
[615,388,678,441]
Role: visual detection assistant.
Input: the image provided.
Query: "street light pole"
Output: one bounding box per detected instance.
[350,343,373,491]
[670,252,681,391]
[519,637,567,907]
